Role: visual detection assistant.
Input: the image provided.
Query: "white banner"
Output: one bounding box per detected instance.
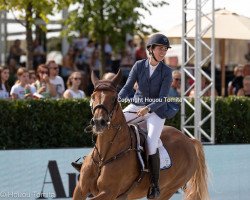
[0,148,89,199]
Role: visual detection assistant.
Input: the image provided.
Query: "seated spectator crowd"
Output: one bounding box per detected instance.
[0,62,86,100]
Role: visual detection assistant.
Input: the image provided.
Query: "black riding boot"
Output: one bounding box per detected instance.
[147,150,160,199]
[71,162,82,172]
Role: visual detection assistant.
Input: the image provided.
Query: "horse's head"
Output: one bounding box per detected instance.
[90,70,122,134]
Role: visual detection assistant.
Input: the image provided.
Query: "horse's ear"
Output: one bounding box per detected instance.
[91,70,99,86]
[111,69,122,87]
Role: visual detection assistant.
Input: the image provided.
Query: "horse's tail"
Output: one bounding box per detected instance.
[184,139,210,200]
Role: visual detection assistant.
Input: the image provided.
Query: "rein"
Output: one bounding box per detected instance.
[91,123,135,171]
[89,82,137,171]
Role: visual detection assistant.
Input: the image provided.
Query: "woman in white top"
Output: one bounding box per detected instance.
[63,72,86,99]
[0,66,10,99]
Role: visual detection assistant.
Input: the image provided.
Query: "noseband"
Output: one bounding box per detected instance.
[91,81,118,124]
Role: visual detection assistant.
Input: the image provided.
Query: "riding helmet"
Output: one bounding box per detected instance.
[146,33,171,49]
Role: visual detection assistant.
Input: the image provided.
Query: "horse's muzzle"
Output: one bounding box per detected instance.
[91,117,108,133]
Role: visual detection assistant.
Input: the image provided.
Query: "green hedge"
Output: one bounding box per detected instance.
[0,99,92,149]
[0,97,249,149]
[214,97,250,143]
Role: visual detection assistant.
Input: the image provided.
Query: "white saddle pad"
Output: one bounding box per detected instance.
[159,145,172,170]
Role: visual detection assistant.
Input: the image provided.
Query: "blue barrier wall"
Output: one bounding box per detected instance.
[0,145,249,200]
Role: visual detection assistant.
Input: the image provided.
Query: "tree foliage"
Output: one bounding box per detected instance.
[63,0,169,75]
[0,0,71,69]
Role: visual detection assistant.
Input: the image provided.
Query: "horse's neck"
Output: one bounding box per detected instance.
[95,105,130,159]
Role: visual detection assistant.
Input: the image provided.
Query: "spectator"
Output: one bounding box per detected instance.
[73,33,88,51]
[7,39,25,70]
[48,60,65,98]
[34,64,56,98]
[10,67,34,99]
[83,40,95,65]
[135,41,147,61]
[243,63,250,76]
[61,47,78,79]
[89,48,101,79]
[102,72,123,93]
[189,76,218,97]
[169,70,181,96]
[228,65,244,95]
[244,42,250,62]
[120,39,136,68]
[237,76,250,97]
[28,70,37,85]
[104,38,113,69]
[120,39,136,85]
[164,70,181,119]
[33,39,46,70]
[75,48,88,72]
[111,51,122,73]
[63,72,86,99]
[102,72,115,80]
[25,70,37,97]
[0,66,10,99]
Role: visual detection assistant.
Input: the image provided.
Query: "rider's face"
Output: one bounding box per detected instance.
[152,45,168,61]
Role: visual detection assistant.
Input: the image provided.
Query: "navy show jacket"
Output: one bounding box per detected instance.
[118,59,173,119]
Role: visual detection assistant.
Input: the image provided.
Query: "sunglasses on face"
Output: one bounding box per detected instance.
[73,77,81,80]
[174,78,181,81]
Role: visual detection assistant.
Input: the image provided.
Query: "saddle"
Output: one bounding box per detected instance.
[129,124,149,171]
[129,124,172,172]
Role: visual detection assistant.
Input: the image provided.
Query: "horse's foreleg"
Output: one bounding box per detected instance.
[89,191,117,200]
[72,182,82,200]
[72,182,88,200]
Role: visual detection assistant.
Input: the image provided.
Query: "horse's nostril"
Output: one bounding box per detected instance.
[100,119,107,127]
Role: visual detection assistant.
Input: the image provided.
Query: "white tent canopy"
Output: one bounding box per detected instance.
[166,9,250,40]
[165,8,250,96]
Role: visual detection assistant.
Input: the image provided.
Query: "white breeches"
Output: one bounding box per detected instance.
[123,104,165,155]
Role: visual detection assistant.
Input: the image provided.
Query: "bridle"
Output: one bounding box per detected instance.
[89,81,136,169]
[90,81,118,126]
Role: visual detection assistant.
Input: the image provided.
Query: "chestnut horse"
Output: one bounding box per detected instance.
[73,70,209,200]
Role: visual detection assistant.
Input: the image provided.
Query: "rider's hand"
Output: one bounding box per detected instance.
[137,106,149,117]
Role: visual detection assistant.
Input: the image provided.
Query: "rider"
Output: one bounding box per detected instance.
[118,33,172,199]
